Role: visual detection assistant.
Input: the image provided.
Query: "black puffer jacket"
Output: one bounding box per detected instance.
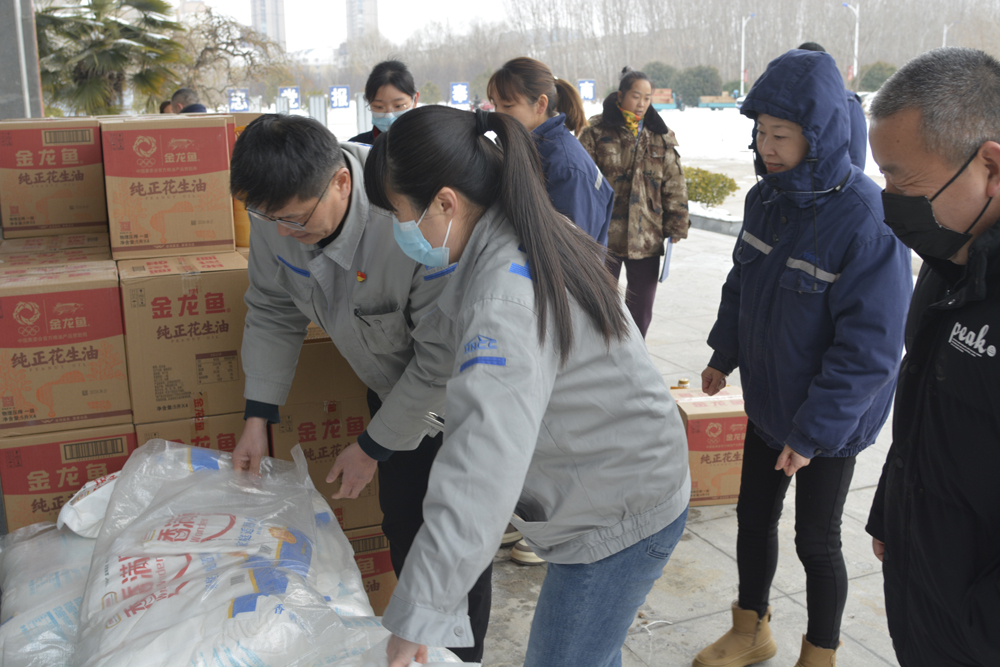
[867,220,1000,667]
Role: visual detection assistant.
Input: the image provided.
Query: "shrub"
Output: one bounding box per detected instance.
[642,61,677,90]
[858,61,896,92]
[420,81,442,105]
[686,167,738,208]
[674,65,723,105]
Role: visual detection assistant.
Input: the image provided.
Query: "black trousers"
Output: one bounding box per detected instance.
[605,253,661,339]
[735,420,856,650]
[367,389,492,661]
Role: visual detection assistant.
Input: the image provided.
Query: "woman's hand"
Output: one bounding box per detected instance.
[775,445,811,477]
[387,634,427,667]
[701,367,727,395]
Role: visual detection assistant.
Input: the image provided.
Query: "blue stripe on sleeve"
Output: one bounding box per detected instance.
[459,356,507,373]
[277,254,311,277]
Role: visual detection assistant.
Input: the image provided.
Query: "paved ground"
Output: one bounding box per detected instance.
[481,227,901,667]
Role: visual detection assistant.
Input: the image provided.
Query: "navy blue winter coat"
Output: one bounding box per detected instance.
[532,113,614,246]
[707,49,912,459]
[847,91,867,169]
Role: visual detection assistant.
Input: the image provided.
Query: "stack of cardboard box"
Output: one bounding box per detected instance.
[0,119,137,534]
[0,111,395,614]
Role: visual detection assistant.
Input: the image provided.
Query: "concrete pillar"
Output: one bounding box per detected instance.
[0,0,43,120]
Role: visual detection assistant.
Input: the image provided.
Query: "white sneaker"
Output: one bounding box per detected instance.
[510,539,545,566]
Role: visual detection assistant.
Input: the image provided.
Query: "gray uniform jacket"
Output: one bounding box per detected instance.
[241,142,450,448]
[382,206,691,647]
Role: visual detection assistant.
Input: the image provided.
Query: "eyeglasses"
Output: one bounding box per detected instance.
[245,175,335,231]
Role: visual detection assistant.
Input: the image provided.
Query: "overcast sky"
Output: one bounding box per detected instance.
[176,0,505,52]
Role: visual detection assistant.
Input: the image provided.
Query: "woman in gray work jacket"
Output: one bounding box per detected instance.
[365,106,691,667]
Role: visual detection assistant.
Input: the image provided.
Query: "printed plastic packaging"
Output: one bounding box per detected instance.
[68,440,468,667]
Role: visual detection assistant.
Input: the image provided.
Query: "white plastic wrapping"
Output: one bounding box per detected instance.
[0,522,96,667]
[65,440,469,667]
[56,472,120,539]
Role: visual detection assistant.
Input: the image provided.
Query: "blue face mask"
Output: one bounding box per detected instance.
[372,109,409,132]
[392,207,453,268]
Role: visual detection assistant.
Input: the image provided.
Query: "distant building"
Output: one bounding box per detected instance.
[346,0,378,42]
[250,0,286,50]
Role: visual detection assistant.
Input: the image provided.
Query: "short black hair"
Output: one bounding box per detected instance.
[230,114,347,211]
[798,42,826,52]
[364,60,417,103]
[159,100,172,113]
[171,88,198,106]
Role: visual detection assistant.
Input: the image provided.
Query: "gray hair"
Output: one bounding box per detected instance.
[871,47,1000,166]
[171,88,199,107]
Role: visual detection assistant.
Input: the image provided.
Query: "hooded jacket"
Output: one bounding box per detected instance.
[578,94,689,259]
[532,113,614,246]
[866,220,1000,667]
[707,50,912,458]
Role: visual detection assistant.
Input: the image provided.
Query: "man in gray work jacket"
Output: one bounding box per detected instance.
[229,115,491,662]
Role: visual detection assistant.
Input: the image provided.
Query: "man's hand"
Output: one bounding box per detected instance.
[701,367,727,395]
[328,443,377,499]
[387,634,427,667]
[233,417,269,476]
[872,537,885,562]
[775,444,811,477]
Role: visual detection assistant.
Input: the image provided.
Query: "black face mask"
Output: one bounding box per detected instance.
[882,149,993,260]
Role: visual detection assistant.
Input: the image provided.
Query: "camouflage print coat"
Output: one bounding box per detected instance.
[578,94,690,259]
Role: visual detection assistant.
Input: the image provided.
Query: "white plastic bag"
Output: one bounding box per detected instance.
[57,471,120,539]
[0,522,96,667]
[73,440,466,667]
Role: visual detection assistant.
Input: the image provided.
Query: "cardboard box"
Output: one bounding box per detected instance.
[670,387,747,506]
[271,396,381,530]
[0,233,110,254]
[231,113,261,248]
[134,411,243,451]
[344,525,397,615]
[653,88,674,104]
[0,247,112,271]
[0,261,132,437]
[118,253,249,424]
[0,423,136,531]
[100,116,234,259]
[283,339,365,406]
[0,119,108,237]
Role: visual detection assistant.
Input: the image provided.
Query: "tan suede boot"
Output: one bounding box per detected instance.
[792,636,840,667]
[692,603,778,667]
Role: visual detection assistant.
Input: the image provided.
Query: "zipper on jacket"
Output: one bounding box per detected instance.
[354,308,372,327]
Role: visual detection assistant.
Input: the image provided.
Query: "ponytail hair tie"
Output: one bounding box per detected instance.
[475,108,491,135]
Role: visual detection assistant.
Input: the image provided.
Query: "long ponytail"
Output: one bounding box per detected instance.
[364,106,628,362]
[488,57,590,137]
[553,78,588,135]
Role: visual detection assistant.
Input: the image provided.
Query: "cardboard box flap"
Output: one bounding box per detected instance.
[117,252,247,280]
[0,260,119,287]
[671,387,745,418]
[0,233,110,254]
[0,256,118,281]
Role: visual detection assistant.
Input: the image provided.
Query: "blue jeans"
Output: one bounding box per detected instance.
[524,507,689,667]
